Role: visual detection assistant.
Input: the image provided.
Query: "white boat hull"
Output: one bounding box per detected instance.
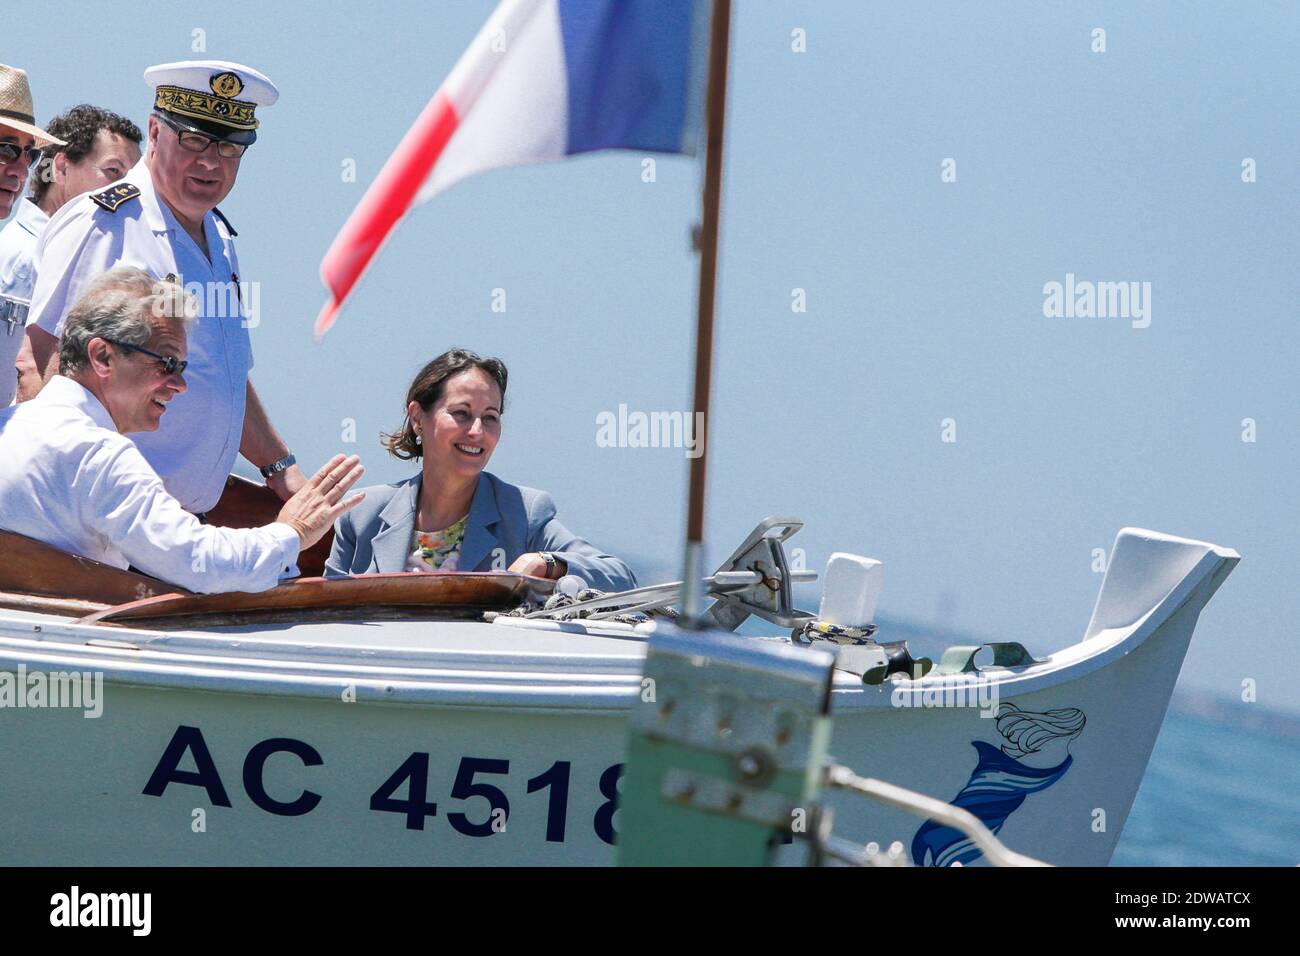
[0,528,1237,865]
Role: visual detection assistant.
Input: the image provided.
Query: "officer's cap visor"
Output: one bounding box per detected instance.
[154,109,257,147]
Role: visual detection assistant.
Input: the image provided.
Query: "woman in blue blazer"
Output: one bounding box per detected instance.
[325,349,636,592]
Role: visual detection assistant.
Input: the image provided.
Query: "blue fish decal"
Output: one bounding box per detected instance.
[912,703,1086,866]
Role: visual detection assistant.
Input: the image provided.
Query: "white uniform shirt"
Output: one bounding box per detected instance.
[0,375,298,593]
[28,159,253,512]
[0,197,50,406]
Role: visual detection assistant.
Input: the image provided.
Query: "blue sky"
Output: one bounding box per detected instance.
[5,1,1297,713]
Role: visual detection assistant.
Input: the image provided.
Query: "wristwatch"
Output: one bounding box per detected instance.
[540,552,558,577]
[259,453,297,480]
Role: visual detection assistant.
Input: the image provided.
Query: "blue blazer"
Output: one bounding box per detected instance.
[325,470,637,592]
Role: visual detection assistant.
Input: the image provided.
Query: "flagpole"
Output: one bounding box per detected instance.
[680,0,732,627]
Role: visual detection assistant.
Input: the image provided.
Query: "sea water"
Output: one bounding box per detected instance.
[1112,704,1300,866]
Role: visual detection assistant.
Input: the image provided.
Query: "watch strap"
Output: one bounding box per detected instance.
[259,453,297,479]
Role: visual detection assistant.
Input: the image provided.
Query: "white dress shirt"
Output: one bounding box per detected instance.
[0,375,299,594]
[28,159,253,512]
[0,197,50,406]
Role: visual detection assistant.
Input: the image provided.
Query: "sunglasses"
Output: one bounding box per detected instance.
[103,339,188,376]
[157,114,248,159]
[0,141,42,167]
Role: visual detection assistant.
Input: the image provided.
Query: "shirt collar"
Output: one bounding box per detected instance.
[37,375,118,432]
[135,157,224,258]
[14,197,49,237]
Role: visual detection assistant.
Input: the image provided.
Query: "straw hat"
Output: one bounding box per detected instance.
[0,64,66,146]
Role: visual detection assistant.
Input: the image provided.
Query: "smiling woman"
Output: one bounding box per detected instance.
[326,348,638,591]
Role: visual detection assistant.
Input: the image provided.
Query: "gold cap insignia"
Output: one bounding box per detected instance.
[155,85,258,131]
[210,71,244,99]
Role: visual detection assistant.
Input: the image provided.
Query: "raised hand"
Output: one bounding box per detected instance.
[276,454,366,548]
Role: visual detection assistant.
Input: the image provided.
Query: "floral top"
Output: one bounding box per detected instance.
[406,515,469,573]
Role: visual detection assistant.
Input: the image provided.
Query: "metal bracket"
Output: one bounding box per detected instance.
[518,516,817,629]
[660,767,795,829]
[617,625,836,866]
[934,641,1044,676]
[706,517,816,630]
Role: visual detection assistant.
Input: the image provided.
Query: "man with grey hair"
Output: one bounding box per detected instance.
[0,266,365,593]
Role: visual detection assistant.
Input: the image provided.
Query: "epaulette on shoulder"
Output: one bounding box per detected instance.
[212,206,238,237]
[90,184,141,213]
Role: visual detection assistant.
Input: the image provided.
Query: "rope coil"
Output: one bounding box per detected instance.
[794,620,878,646]
[507,587,652,625]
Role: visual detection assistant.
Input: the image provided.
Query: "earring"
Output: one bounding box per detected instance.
[414,430,422,445]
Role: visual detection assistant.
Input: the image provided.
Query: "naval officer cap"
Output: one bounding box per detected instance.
[144,60,278,146]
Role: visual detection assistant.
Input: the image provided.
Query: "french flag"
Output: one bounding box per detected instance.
[316,0,712,336]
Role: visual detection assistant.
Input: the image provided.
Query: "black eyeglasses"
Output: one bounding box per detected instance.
[157,114,248,159]
[103,339,188,376]
[0,141,42,167]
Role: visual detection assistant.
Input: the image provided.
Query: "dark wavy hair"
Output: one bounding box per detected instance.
[32,105,142,202]
[382,349,509,460]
